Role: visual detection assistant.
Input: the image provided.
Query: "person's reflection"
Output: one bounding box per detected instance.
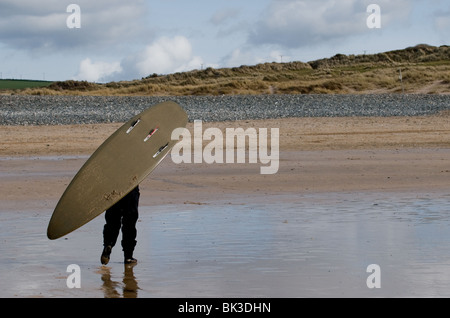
[123,263,139,298]
[100,264,139,298]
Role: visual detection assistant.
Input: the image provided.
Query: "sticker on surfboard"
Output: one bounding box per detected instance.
[144,127,159,142]
[153,142,169,158]
[126,119,141,134]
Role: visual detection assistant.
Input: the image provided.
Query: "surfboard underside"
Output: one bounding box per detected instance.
[47,101,188,240]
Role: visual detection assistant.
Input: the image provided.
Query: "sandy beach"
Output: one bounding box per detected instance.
[1,114,450,205]
[1,113,450,298]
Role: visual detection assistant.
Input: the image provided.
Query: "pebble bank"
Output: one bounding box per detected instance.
[1,94,449,125]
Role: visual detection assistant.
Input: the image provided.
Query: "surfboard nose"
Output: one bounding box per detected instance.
[47,218,64,240]
[47,227,58,240]
[47,226,59,240]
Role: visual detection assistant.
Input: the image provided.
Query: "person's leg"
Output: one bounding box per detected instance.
[103,208,122,246]
[121,217,137,262]
[101,206,123,265]
[121,187,140,263]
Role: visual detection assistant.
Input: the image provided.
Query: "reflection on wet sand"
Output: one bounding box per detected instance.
[2,190,450,297]
[98,264,140,298]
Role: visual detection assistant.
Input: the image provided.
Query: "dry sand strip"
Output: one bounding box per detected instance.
[1,115,450,156]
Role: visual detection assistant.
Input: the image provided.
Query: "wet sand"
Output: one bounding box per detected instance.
[1,114,450,297]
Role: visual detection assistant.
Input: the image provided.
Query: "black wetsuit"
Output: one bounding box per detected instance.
[103,186,140,259]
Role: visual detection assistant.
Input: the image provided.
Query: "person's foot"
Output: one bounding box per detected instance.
[124,257,137,264]
[101,245,112,265]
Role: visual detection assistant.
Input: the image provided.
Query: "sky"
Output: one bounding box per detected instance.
[0,0,448,82]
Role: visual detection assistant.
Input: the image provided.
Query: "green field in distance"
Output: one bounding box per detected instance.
[0,79,54,90]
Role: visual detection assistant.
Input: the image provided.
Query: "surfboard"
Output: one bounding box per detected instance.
[47,101,188,240]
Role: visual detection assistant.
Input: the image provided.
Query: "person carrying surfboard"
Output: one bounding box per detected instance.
[101,186,140,265]
[47,101,188,269]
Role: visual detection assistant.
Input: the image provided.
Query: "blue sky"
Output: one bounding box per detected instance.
[0,0,448,82]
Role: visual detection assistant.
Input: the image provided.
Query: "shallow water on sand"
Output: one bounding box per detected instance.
[1,191,450,297]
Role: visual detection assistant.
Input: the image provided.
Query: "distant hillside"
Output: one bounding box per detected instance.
[7,44,450,96]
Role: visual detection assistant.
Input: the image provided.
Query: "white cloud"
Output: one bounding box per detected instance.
[137,36,194,74]
[223,48,254,67]
[222,48,266,67]
[76,36,204,82]
[121,36,203,79]
[221,47,287,67]
[74,58,122,82]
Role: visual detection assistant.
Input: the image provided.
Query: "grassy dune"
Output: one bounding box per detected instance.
[5,44,450,96]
